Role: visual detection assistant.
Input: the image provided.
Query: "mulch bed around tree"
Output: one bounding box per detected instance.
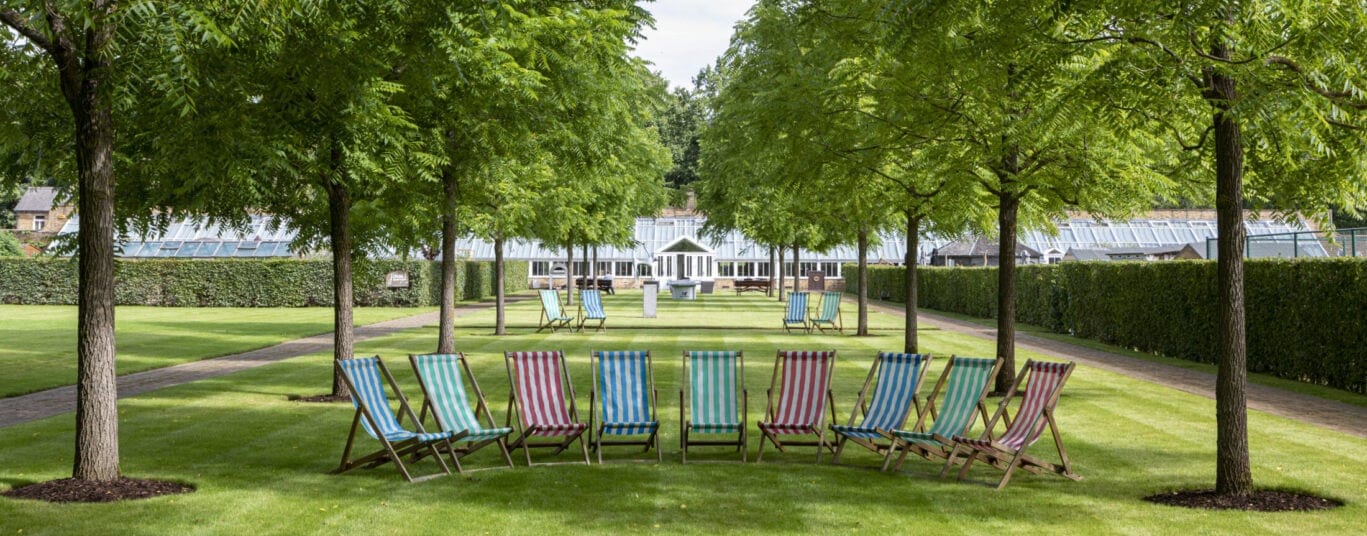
[1144,489,1343,512]
[289,394,351,403]
[2,477,194,503]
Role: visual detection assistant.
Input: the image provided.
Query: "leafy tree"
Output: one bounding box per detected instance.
[0,229,22,256]
[658,86,705,188]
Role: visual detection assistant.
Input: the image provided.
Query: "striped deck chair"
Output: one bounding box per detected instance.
[782,292,811,334]
[883,356,1003,471]
[590,350,661,463]
[409,353,514,472]
[680,350,747,463]
[503,350,590,466]
[829,352,931,464]
[809,291,843,333]
[537,290,575,333]
[578,290,607,333]
[756,349,838,462]
[332,356,455,482]
[942,360,1079,489]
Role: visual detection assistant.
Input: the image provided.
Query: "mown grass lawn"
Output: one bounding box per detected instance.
[0,292,1363,534]
[0,305,432,397]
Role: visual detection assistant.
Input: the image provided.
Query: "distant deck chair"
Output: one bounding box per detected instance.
[756,349,838,462]
[504,351,591,466]
[590,350,661,463]
[578,290,607,332]
[333,356,455,482]
[829,352,931,464]
[883,356,1003,471]
[782,292,811,334]
[809,291,843,333]
[942,360,1079,489]
[409,353,515,471]
[680,350,748,463]
[537,290,575,333]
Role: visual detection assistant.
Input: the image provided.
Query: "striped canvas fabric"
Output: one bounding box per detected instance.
[540,290,571,321]
[411,354,512,443]
[688,351,741,433]
[893,356,997,446]
[812,292,841,323]
[759,350,835,435]
[830,352,926,439]
[339,357,454,443]
[958,361,1071,451]
[581,290,606,320]
[508,351,586,437]
[784,292,809,324]
[596,351,658,436]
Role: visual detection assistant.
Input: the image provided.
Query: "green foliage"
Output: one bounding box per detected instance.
[0,258,526,307]
[0,230,21,257]
[848,260,1367,394]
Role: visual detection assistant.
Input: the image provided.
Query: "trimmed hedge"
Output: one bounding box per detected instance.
[0,257,528,307]
[846,259,1367,394]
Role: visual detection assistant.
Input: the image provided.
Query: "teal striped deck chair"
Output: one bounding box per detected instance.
[829,352,932,464]
[883,356,1003,472]
[783,292,811,334]
[578,290,607,332]
[409,353,515,472]
[537,290,574,333]
[332,356,455,482]
[589,350,661,463]
[680,350,747,463]
[809,292,843,333]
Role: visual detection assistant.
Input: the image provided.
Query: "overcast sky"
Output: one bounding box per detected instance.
[635,1,757,90]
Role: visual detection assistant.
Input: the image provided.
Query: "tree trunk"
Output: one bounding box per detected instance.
[592,246,599,281]
[494,232,507,335]
[326,179,354,399]
[437,170,457,353]
[777,245,786,301]
[904,213,920,353]
[582,242,589,297]
[791,242,800,294]
[856,226,869,336]
[768,245,776,297]
[1209,42,1253,496]
[994,193,1020,394]
[565,235,574,305]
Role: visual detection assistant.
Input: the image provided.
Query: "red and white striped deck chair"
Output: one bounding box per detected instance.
[756,350,838,463]
[504,351,590,466]
[941,360,1080,489]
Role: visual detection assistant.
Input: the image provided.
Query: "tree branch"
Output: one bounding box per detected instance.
[0,7,53,52]
[1266,54,1367,110]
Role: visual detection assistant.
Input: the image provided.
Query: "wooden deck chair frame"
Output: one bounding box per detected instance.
[679,350,748,463]
[782,292,811,334]
[408,353,515,472]
[503,350,591,466]
[829,352,932,464]
[333,357,456,483]
[882,356,1004,471]
[577,289,607,333]
[589,350,662,463]
[537,290,575,333]
[809,291,843,333]
[756,349,839,463]
[940,360,1079,489]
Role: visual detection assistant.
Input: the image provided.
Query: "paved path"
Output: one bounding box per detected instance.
[0,298,527,429]
[869,302,1367,438]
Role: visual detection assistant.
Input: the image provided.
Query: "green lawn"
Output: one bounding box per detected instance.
[1,292,1363,534]
[0,305,432,397]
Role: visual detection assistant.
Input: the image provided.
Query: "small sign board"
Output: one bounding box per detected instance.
[385,270,410,289]
[807,270,826,291]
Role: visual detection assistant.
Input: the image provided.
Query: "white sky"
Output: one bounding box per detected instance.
[635,1,757,90]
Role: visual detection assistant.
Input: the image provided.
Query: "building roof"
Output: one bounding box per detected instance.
[933,237,1043,258]
[1064,248,1110,261]
[14,187,59,213]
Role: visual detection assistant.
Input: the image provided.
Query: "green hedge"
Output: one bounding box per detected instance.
[0,258,528,307]
[846,259,1366,394]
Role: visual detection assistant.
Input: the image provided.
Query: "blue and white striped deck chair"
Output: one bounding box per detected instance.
[883,356,1003,471]
[409,353,515,472]
[810,292,843,333]
[578,290,607,332]
[680,350,748,463]
[537,290,574,333]
[783,292,811,334]
[589,350,661,463]
[829,352,932,464]
[333,356,455,482]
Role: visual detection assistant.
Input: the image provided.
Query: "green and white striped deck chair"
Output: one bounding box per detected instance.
[332,356,455,482]
[578,290,607,332]
[783,292,811,334]
[680,350,748,463]
[809,291,843,333]
[829,352,932,464]
[537,290,575,333]
[590,350,661,463]
[409,353,515,472]
[882,356,1003,472]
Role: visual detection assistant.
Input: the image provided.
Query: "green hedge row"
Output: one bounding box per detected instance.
[846,259,1366,394]
[0,258,528,307]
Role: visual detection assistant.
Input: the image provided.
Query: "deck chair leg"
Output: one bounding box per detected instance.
[955,448,981,481]
[756,432,768,463]
[596,429,605,465]
[496,438,514,468]
[939,445,964,478]
[579,432,592,465]
[880,440,901,471]
[831,436,847,464]
[522,436,534,467]
[336,410,362,473]
[681,426,688,464]
[996,450,1027,489]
